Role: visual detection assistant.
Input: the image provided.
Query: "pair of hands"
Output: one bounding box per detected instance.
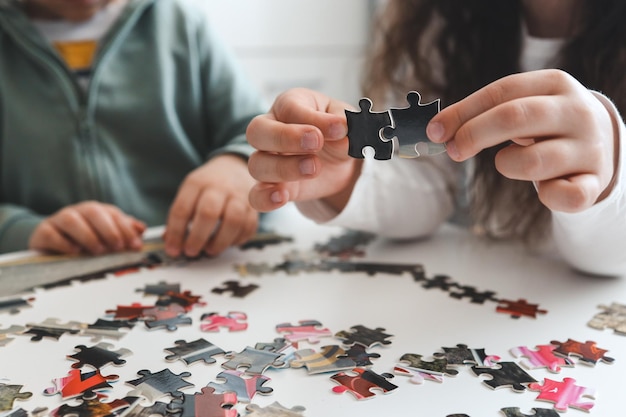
[247,69,618,214]
[29,154,258,257]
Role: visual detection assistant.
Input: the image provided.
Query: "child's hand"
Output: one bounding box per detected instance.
[247,88,358,213]
[163,154,258,258]
[29,202,146,255]
[427,69,618,213]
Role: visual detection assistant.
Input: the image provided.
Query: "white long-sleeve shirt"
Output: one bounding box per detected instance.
[297,30,626,277]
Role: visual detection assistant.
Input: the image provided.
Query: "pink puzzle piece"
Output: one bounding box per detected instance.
[510,344,574,373]
[200,312,248,332]
[44,369,119,399]
[393,365,444,384]
[276,320,332,343]
[528,377,595,412]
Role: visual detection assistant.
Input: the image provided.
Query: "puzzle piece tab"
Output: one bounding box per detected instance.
[0,384,32,411]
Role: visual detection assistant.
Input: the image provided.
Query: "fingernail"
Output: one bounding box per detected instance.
[445,140,460,160]
[299,158,316,176]
[301,131,319,150]
[270,190,285,204]
[328,123,347,140]
[427,121,445,142]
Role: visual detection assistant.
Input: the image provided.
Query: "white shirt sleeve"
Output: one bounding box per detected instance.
[296,153,458,239]
[551,92,626,276]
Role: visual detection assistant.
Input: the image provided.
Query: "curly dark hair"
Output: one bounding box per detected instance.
[363,0,626,243]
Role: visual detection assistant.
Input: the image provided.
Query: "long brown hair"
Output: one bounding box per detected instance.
[363,0,626,243]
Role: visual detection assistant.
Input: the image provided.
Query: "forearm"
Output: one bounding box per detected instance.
[0,205,44,254]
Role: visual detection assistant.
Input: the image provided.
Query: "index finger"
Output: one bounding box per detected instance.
[427,69,576,143]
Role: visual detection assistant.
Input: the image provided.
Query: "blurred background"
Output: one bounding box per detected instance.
[196,0,378,106]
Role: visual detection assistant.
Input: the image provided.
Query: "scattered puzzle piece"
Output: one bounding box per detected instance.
[78,319,135,342]
[276,320,332,343]
[143,304,191,331]
[449,285,498,304]
[244,402,306,417]
[207,370,272,402]
[200,312,248,332]
[0,325,25,347]
[588,302,626,335]
[119,396,168,417]
[67,343,132,369]
[549,338,615,365]
[0,298,34,315]
[433,344,501,367]
[338,344,381,367]
[510,344,573,373]
[471,362,537,392]
[0,384,32,411]
[211,281,259,298]
[314,230,375,259]
[290,345,356,374]
[44,369,119,399]
[158,290,206,312]
[335,325,393,348]
[126,369,192,403]
[330,368,397,400]
[528,377,595,412]
[222,346,286,375]
[381,91,443,158]
[164,338,225,365]
[398,353,459,378]
[166,386,237,417]
[345,98,393,160]
[240,231,293,250]
[393,365,445,384]
[24,318,80,341]
[496,299,547,319]
[105,304,153,320]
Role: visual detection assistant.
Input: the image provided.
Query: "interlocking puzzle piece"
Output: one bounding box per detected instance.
[164,338,225,365]
[510,344,573,373]
[211,281,259,298]
[471,362,537,392]
[0,297,34,315]
[421,274,458,291]
[496,299,547,319]
[244,402,306,417]
[290,345,356,374]
[549,338,615,365]
[397,353,459,378]
[381,91,444,158]
[500,407,560,417]
[449,285,498,304]
[222,346,286,375]
[24,318,81,341]
[78,318,135,342]
[44,369,119,399]
[50,391,130,417]
[239,231,294,250]
[338,344,381,367]
[126,369,192,403]
[330,368,397,400]
[393,365,444,384]
[345,98,393,160]
[0,384,32,411]
[200,312,248,332]
[276,320,332,343]
[105,303,153,320]
[207,369,272,402]
[67,343,132,369]
[433,344,501,367]
[335,325,393,348]
[0,325,25,347]
[166,387,236,417]
[143,304,191,331]
[588,302,626,335]
[528,377,595,412]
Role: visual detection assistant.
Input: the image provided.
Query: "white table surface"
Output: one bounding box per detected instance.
[1,205,625,416]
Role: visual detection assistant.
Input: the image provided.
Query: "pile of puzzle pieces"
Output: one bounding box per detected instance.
[1,228,624,417]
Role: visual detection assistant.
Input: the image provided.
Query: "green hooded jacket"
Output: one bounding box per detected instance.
[0,0,265,253]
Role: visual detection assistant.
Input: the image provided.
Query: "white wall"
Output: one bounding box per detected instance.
[195,0,375,105]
